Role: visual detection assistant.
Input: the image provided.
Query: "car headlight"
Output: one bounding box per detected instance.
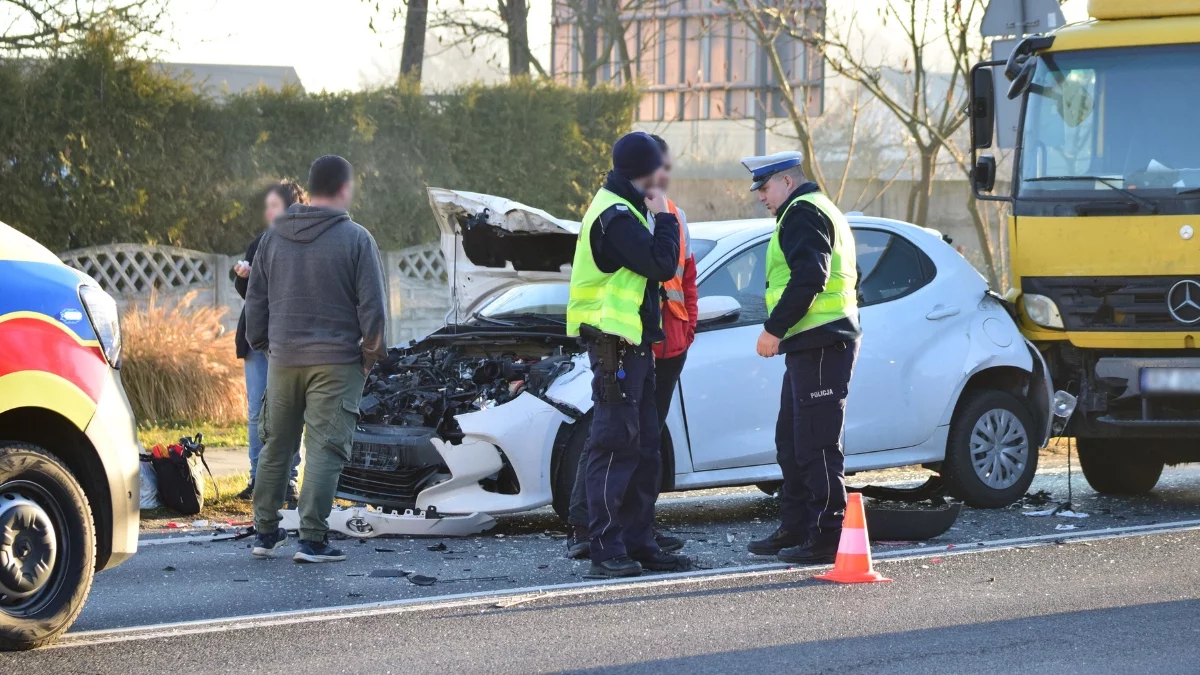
[79,284,122,367]
[1022,293,1064,329]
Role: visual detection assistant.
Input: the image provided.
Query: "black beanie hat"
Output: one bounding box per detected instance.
[612,132,664,180]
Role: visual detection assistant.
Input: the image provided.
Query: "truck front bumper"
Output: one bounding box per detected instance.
[84,369,141,569]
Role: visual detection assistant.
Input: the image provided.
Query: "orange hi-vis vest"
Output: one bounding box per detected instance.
[661,199,689,321]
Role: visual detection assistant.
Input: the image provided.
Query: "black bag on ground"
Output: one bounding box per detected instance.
[151,434,216,516]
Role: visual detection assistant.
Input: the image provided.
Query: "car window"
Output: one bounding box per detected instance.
[697,242,769,330]
[852,229,934,306]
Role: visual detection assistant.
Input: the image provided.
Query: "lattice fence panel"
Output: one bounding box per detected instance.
[59,244,216,296]
[395,242,447,283]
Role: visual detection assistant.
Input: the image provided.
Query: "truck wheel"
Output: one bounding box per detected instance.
[941,390,1038,508]
[1076,438,1163,495]
[0,442,95,651]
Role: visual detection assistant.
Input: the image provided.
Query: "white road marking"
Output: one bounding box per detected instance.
[60,518,1200,649]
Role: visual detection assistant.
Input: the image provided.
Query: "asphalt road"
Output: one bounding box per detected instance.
[14,528,1200,673]
[65,461,1200,633]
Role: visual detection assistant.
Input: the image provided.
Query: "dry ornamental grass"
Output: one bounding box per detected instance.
[121,291,247,426]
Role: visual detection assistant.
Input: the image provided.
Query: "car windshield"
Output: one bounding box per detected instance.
[476,283,569,320]
[1018,44,1200,200]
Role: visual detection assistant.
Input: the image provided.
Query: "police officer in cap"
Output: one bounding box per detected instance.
[566,131,690,578]
[742,151,862,564]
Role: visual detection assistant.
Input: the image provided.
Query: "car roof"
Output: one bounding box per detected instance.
[691,215,946,246]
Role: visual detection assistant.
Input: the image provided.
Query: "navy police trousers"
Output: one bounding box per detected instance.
[583,343,661,563]
[776,340,860,543]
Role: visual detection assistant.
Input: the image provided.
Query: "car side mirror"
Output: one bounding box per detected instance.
[970,66,995,150]
[973,155,997,194]
[696,295,741,325]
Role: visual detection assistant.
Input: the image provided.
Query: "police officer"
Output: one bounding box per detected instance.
[566,132,690,578]
[742,151,862,565]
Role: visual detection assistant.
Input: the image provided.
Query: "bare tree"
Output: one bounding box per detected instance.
[401,0,429,80]
[0,0,165,53]
[424,0,547,79]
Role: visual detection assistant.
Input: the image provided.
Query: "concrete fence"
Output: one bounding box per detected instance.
[58,242,453,346]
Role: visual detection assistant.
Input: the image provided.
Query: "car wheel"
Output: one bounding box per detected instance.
[0,442,95,651]
[942,390,1038,508]
[551,416,591,523]
[755,482,782,496]
[1076,438,1163,495]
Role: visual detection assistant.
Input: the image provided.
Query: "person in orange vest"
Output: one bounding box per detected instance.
[565,134,696,560]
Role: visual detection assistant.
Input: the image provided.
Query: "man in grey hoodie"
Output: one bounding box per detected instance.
[245,154,388,563]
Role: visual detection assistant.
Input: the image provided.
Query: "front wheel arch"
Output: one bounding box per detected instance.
[0,408,112,569]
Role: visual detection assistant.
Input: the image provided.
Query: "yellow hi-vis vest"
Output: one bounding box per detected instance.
[764,191,858,339]
[566,188,653,344]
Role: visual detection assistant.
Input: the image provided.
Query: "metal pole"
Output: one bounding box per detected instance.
[754,41,768,216]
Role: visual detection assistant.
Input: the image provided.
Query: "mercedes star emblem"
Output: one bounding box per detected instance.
[1167,280,1200,325]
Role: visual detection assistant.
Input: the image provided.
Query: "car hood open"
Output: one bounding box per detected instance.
[427,187,578,319]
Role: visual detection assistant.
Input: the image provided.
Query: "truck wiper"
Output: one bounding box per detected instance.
[1024,175,1159,214]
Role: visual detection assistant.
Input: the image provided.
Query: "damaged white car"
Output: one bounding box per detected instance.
[333,188,1053,532]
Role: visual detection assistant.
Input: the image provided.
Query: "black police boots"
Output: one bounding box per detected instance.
[634,550,692,572]
[777,534,841,565]
[588,555,642,578]
[566,525,590,559]
[654,529,685,553]
[747,526,807,556]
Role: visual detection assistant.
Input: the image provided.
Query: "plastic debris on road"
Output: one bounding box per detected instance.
[1055,524,1077,531]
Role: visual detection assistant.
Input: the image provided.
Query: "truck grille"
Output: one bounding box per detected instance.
[1024,276,1198,331]
[335,425,447,510]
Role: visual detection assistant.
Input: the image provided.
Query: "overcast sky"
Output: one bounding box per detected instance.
[150,0,1089,93]
[151,0,553,92]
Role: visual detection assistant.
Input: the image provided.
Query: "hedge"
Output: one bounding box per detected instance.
[0,31,638,253]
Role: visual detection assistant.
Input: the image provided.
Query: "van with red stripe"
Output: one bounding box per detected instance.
[0,222,139,650]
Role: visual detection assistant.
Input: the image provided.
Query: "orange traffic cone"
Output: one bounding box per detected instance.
[814,492,891,584]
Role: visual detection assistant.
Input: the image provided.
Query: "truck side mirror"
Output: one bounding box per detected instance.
[970,66,995,150]
[973,155,997,194]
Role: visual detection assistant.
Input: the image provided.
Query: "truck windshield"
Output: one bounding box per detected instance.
[1018,44,1200,200]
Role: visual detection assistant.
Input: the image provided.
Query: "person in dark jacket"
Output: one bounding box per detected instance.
[564,132,689,578]
[740,152,862,565]
[246,155,388,564]
[231,180,307,501]
[564,134,693,560]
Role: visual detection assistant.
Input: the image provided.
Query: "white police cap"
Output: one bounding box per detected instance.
[741,151,804,191]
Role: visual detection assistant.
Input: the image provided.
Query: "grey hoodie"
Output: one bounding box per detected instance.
[245,204,388,369]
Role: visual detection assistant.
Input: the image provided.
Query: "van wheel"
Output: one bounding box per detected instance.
[942,390,1038,508]
[0,443,95,651]
[1076,438,1163,495]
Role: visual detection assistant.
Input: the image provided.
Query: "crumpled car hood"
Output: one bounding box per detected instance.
[427,188,578,319]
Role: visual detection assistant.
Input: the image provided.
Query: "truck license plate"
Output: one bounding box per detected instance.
[1140,368,1200,395]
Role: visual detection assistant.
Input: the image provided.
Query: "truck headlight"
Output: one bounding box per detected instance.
[1023,293,1064,329]
[79,284,122,367]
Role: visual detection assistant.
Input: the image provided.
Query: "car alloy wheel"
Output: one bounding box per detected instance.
[969,408,1030,490]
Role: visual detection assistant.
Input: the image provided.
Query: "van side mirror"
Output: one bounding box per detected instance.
[973,155,997,194]
[970,66,995,149]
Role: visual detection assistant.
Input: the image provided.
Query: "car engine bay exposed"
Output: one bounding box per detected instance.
[357,335,580,442]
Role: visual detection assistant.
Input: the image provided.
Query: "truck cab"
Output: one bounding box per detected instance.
[0,222,140,649]
[971,0,1200,495]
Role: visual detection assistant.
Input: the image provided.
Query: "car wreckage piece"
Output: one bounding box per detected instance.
[278,506,495,538]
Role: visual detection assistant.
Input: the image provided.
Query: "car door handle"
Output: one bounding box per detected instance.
[926,305,960,321]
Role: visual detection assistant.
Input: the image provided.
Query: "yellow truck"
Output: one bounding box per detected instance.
[970,0,1200,494]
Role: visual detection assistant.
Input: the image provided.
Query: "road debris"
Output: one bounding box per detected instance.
[408,574,437,586]
[368,569,412,578]
[1055,524,1077,531]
